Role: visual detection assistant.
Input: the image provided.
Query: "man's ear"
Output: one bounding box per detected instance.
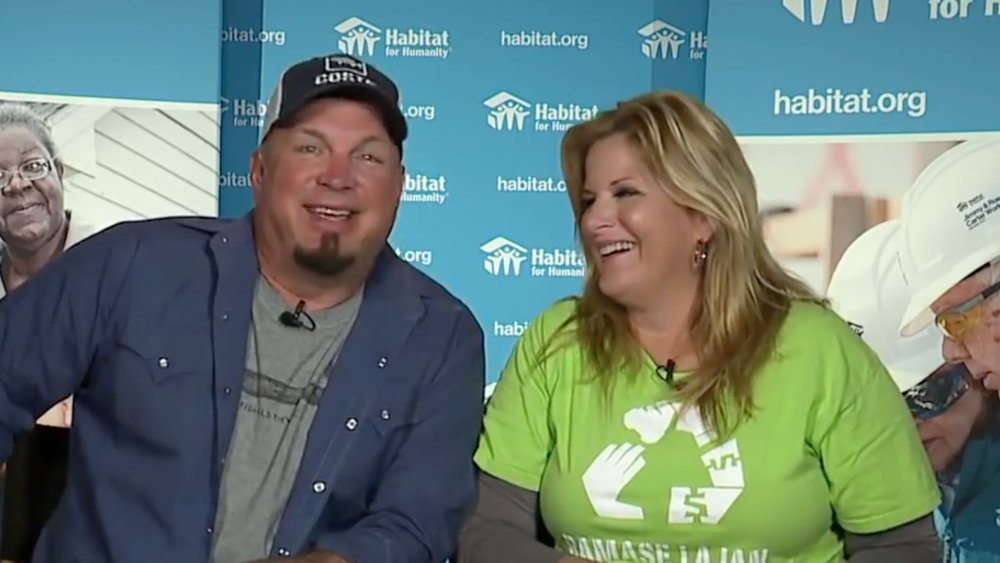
[250,148,265,197]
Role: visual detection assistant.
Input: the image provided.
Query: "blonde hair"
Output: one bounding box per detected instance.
[553,90,823,439]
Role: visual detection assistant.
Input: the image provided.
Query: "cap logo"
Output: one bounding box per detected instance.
[324,55,367,73]
[315,55,378,88]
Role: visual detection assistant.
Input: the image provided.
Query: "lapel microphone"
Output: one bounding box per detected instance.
[278,300,317,331]
[655,359,676,385]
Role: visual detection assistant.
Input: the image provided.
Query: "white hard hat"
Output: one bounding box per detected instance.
[898,139,1000,336]
[827,219,943,392]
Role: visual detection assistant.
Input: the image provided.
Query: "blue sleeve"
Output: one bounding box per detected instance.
[0,225,137,460]
[312,309,486,563]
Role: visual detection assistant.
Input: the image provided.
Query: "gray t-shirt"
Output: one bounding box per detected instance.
[210,276,362,562]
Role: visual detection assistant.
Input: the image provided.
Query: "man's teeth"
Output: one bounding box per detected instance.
[599,242,635,256]
[311,207,351,218]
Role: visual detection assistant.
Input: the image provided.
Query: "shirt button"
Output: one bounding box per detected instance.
[312,481,326,493]
[206,527,213,534]
[158,357,169,368]
[222,236,229,244]
[221,313,229,321]
[377,356,388,368]
[277,548,290,557]
[345,417,358,431]
[223,387,231,395]
[380,409,390,421]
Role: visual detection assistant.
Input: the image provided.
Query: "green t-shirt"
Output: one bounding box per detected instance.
[475,298,941,563]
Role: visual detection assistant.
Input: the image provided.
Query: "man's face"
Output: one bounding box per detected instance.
[250,97,404,278]
[931,268,1000,393]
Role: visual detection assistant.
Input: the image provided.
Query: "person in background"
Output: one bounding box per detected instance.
[828,219,1000,562]
[456,90,942,563]
[0,53,485,563]
[0,103,98,563]
[897,139,1000,398]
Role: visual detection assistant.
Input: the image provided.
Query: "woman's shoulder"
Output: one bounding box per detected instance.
[780,299,862,345]
[773,299,889,386]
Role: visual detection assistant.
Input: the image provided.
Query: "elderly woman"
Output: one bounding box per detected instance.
[456,91,943,562]
[0,103,96,562]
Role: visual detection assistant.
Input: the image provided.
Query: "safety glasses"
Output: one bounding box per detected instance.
[902,364,971,420]
[934,279,1000,341]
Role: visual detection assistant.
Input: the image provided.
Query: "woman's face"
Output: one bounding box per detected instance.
[0,126,65,249]
[578,133,710,307]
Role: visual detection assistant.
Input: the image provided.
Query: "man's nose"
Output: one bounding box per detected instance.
[3,173,32,196]
[319,154,354,189]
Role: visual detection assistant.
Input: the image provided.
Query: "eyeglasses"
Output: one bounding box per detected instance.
[903,364,971,420]
[0,158,53,193]
[934,279,1000,340]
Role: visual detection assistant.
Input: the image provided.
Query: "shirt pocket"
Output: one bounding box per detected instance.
[115,329,208,385]
[104,329,214,447]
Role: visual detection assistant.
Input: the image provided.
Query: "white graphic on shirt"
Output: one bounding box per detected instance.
[581,444,647,518]
[582,400,746,525]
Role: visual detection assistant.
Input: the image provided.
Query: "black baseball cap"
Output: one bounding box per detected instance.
[259,53,408,153]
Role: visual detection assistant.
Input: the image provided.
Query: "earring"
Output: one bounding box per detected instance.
[693,239,708,268]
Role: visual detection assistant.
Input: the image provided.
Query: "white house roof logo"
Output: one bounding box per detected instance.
[334,16,383,57]
[483,92,532,131]
[637,20,688,59]
[782,0,891,25]
[480,236,529,276]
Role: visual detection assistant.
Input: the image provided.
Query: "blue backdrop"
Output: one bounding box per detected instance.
[2,0,999,399]
[218,0,711,390]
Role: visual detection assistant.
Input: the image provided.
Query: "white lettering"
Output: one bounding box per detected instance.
[493,321,529,337]
[401,104,436,121]
[219,171,252,188]
[773,88,927,118]
[929,0,973,18]
[561,535,771,563]
[220,27,286,45]
[986,0,1000,15]
[496,176,566,193]
[499,30,589,50]
[394,248,433,266]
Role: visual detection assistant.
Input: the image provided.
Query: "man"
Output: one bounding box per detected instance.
[0,53,486,563]
[897,139,1000,397]
[828,218,1000,560]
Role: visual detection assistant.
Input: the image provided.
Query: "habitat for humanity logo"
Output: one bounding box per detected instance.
[479,236,586,278]
[402,172,448,205]
[483,91,599,132]
[782,0,891,24]
[637,20,707,60]
[220,97,267,128]
[333,16,451,59]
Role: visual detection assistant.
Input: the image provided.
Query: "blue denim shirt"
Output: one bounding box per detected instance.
[0,213,486,563]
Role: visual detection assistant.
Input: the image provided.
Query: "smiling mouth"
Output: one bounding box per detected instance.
[6,202,44,216]
[304,205,354,221]
[598,241,636,258]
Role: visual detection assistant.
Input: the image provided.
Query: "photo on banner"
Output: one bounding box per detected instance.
[0,94,221,237]
[0,92,219,424]
[746,133,1000,561]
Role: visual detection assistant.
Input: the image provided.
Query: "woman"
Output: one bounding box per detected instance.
[0,102,96,562]
[457,91,943,563]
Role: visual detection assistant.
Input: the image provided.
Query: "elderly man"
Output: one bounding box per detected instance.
[0,53,485,563]
[897,139,1000,398]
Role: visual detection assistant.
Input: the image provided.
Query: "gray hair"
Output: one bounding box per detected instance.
[0,103,59,161]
